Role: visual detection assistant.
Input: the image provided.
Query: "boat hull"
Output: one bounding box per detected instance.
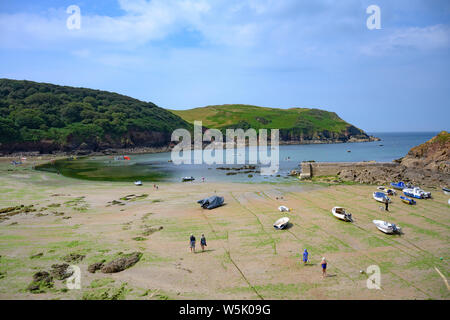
[331,207,352,222]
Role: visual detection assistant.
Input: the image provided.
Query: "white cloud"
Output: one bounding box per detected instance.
[360,24,450,55]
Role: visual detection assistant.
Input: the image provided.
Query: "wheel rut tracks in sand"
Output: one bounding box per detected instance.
[230,192,277,255]
[329,187,448,262]
[291,189,428,261]
[198,209,264,300]
[286,191,434,298]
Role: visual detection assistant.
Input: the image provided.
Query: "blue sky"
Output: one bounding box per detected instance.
[0,0,449,132]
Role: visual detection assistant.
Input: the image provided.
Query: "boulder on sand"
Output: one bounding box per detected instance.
[101,252,142,273]
[88,261,105,274]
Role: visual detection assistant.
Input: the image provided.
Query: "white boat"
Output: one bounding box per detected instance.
[134,181,142,186]
[273,217,290,229]
[377,186,396,195]
[373,220,400,234]
[331,207,352,222]
[278,205,290,212]
[373,192,391,203]
[403,187,431,199]
[182,176,195,182]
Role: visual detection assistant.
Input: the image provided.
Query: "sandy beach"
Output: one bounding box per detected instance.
[0,157,449,300]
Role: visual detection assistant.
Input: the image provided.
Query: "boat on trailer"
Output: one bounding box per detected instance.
[373,220,401,234]
[273,217,290,230]
[331,207,353,222]
[400,195,416,205]
[373,192,391,203]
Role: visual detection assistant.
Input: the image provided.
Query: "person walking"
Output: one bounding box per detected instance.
[302,249,309,265]
[189,234,196,253]
[321,257,327,278]
[385,200,389,211]
[200,234,207,251]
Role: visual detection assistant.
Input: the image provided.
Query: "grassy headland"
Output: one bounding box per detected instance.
[170,104,377,143]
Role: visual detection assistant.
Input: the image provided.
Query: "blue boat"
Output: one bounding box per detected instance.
[390,181,406,190]
[400,196,416,205]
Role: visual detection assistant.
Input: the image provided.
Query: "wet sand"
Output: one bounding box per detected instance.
[0,158,449,300]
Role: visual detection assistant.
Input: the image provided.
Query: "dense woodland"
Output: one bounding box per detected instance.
[0,79,191,153]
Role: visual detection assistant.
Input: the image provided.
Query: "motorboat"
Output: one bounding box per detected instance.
[182,176,195,182]
[331,207,353,222]
[278,206,290,212]
[273,217,290,230]
[390,181,406,190]
[377,186,396,195]
[134,181,142,186]
[373,192,391,203]
[403,187,431,199]
[373,220,401,234]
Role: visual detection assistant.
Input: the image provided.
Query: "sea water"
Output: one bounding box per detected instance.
[37,132,439,183]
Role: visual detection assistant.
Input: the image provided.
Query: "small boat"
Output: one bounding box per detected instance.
[390,181,406,190]
[278,206,290,212]
[273,217,290,230]
[377,186,396,195]
[331,207,352,222]
[197,196,224,209]
[134,181,142,186]
[373,192,390,203]
[373,220,400,234]
[182,176,195,182]
[442,187,450,195]
[400,196,416,205]
[403,187,431,199]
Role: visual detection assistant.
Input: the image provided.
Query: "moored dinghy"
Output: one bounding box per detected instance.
[273,217,290,230]
[400,195,416,205]
[373,220,401,234]
[373,192,391,203]
[331,207,352,222]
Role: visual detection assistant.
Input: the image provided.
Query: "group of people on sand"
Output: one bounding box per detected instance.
[189,234,207,253]
[302,249,328,278]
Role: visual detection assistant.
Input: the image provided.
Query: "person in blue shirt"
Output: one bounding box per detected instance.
[189,234,196,253]
[302,249,309,265]
[200,234,207,251]
[321,257,327,278]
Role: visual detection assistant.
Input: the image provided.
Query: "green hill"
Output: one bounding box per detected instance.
[170,104,375,143]
[0,79,191,153]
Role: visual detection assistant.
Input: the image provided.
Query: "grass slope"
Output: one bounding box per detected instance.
[170,104,370,141]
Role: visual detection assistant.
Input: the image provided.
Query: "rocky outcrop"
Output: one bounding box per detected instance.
[335,131,450,187]
[100,252,142,273]
[400,131,449,174]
